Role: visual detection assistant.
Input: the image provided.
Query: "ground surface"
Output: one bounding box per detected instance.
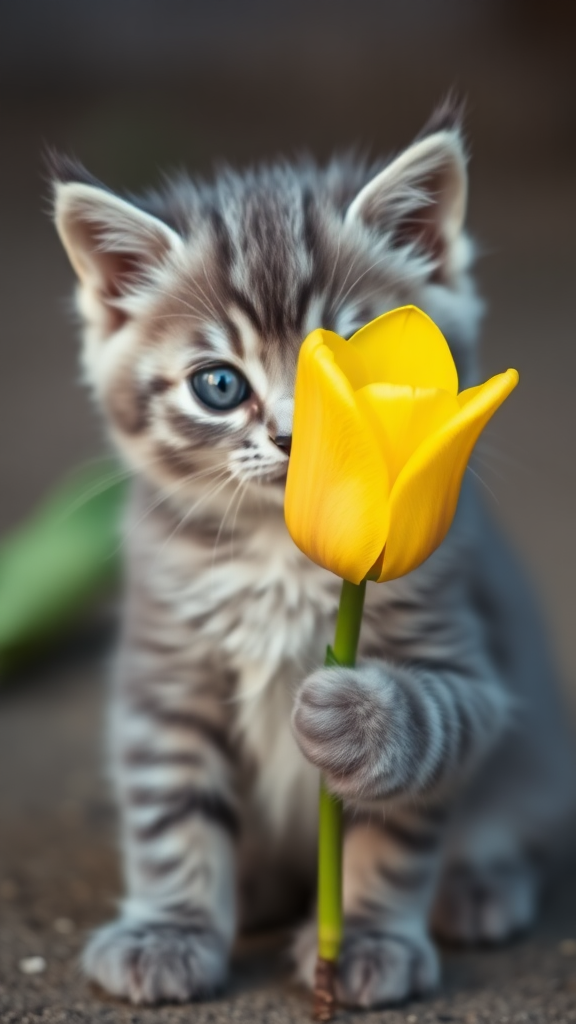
[2,653,576,1024]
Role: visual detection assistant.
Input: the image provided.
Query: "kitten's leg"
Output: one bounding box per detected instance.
[432,831,539,945]
[292,574,513,1006]
[294,804,446,1007]
[292,657,510,813]
[431,504,576,946]
[84,652,238,1005]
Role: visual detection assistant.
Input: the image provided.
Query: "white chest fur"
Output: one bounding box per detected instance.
[227,518,335,837]
[159,509,337,836]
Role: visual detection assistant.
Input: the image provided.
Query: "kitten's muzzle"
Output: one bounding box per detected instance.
[271,435,292,456]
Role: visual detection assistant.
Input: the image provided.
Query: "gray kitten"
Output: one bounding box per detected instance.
[52,104,575,1008]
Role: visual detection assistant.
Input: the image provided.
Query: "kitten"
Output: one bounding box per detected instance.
[51,103,575,1008]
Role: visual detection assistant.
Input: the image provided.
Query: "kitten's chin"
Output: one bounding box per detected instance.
[246,472,287,508]
[245,462,288,487]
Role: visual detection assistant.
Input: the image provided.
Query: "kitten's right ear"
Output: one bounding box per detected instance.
[53,167,183,334]
[344,126,467,283]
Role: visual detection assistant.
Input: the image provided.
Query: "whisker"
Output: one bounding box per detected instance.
[183,278,224,322]
[334,253,392,313]
[56,449,181,522]
[338,279,398,306]
[204,477,251,608]
[158,473,234,553]
[199,254,226,313]
[195,256,229,320]
[228,479,250,562]
[149,311,205,324]
[158,291,205,317]
[209,475,246,576]
[190,290,220,322]
[57,466,135,521]
[476,438,533,475]
[329,246,365,310]
[324,231,343,303]
[157,288,218,324]
[466,465,500,505]
[470,453,507,483]
[117,462,231,553]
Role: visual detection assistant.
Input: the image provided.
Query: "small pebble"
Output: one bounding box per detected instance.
[53,917,75,934]
[18,956,46,975]
[407,1016,418,1023]
[560,938,576,956]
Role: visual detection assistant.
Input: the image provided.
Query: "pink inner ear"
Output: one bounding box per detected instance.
[390,168,451,285]
[97,250,145,332]
[57,185,178,336]
[393,214,446,284]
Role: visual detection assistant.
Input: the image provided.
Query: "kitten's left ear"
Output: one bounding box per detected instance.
[53,173,183,333]
[345,129,467,281]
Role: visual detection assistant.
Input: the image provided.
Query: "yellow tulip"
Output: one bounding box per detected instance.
[285,306,518,585]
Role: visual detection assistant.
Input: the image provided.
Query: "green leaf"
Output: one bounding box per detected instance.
[0,461,127,674]
[324,644,342,667]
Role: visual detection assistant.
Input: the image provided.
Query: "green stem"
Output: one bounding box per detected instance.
[317,578,366,963]
[317,780,343,961]
[332,578,367,666]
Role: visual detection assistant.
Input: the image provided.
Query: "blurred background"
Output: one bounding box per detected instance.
[0,1,575,1016]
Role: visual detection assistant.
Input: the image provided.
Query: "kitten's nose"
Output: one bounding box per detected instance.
[272,434,292,456]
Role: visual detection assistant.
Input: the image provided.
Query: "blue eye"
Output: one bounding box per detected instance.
[190,365,251,410]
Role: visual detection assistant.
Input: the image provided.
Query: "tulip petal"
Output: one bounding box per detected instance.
[321,330,371,390]
[284,329,389,584]
[350,305,459,395]
[376,369,519,582]
[355,384,459,487]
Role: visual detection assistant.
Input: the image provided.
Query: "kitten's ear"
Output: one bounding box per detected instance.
[344,129,467,281]
[53,176,183,333]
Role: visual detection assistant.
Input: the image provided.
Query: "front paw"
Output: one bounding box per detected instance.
[83,917,228,1004]
[432,856,539,945]
[292,663,406,800]
[294,918,439,1008]
[338,924,439,1007]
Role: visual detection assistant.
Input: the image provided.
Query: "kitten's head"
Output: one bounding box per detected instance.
[52,104,482,514]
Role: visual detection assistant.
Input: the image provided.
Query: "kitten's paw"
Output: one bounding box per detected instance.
[292,663,406,800]
[293,919,439,1008]
[83,918,228,1004]
[432,856,539,945]
[338,925,439,1008]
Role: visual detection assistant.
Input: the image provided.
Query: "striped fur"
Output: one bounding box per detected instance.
[52,107,576,1007]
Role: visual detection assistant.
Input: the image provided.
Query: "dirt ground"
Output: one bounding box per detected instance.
[1,649,576,1024]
